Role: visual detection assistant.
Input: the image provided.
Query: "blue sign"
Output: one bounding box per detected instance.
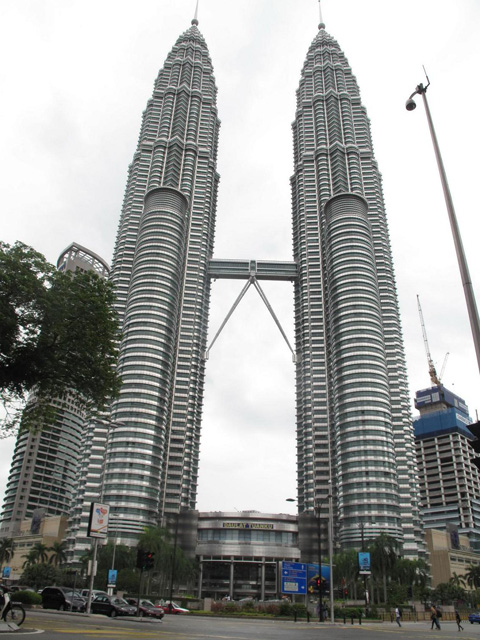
[108,569,118,585]
[2,567,11,578]
[281,561,307,594]
[358,552,371,572]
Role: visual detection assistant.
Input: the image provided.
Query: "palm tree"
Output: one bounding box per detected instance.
[465,564,480,589]
[370,534,399,603]
[449,572,466,588]
[22,548,39,568]
[33,542,49,563]
[333,550,359,600]
[0,538,15,567]
[48,541,67,567]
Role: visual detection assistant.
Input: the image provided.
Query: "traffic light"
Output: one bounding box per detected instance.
[144,551,155,571]
[136,548,146,570]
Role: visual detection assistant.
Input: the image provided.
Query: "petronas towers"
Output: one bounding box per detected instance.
[105,16,220,538]
[3,12,424,557]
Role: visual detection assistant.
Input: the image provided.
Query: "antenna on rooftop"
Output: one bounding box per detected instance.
[192,0,199,25]
[318,0,325,28]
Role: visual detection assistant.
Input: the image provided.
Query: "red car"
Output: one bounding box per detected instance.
[125,598,164,619]
[161,601,189,614]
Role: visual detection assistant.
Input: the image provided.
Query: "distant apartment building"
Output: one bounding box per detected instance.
[0,244,109,535]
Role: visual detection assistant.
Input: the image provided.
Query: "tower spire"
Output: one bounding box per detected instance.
[318,0,325,29]
[192,0,199,26]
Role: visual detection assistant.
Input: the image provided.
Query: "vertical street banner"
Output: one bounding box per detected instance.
[358,552,371,574]
[87,502,110,539]
[108,569,118,586]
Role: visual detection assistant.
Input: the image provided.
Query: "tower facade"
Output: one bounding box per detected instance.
[0,244,109,534]
[291,23,423,553]
[103,18,220,541]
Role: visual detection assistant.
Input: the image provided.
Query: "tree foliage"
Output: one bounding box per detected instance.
[48,541,68,567]
[0,537,15,566]
[431,581,467,605]
[21,562,58,590]
[334,537,432,606]
[369,534,399,603]
[465,564,480,589]
[22,542,50,567]
[0,241,121,433]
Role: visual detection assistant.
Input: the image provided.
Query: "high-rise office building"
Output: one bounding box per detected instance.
[0,244,109,534]
[291,20,422,554]
[414,385,480,550]
[74,14,423,555]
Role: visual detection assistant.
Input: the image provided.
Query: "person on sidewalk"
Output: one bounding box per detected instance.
[430,605,441,630]
[395,606,402,627]
[455,610,464,631]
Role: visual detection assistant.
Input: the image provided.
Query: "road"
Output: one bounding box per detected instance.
[4,610,480,639]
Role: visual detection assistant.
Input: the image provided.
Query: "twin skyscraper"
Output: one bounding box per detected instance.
[3,13,425,559]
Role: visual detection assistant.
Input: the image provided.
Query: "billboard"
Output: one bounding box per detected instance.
[87,502,110,539]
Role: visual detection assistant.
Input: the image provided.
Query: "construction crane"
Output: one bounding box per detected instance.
[417,295,445,386]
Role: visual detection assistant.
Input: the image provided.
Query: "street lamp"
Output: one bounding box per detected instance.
[358,522,369,614]
[287,495,332,622]
[406,74,480,375]
[315,494,332,622]
[85,419,123,614]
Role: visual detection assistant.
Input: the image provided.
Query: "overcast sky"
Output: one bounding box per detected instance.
[1,0,480,518]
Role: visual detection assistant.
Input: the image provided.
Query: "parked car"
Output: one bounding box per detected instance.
[41,587,86,612]
[125,598,164,618]
[161,600,189,614]
[90,595,136,618]
[80,590,108,599]
[469,612,480,624]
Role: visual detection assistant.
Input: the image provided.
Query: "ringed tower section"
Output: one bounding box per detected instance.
[106,17,220,540]
[291,20,423,554]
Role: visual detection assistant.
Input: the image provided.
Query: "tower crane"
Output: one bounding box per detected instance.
[417,295,444,386]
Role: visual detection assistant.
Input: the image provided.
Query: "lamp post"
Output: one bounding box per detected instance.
[85,419,122,614]
[167,511,180,614]
[406,76,480,375]
[358,522,368,614]
[287,495,331,622]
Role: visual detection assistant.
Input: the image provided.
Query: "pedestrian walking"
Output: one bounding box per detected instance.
[395,606,402,627]
[430,604,441,630]
[455,610,464,631]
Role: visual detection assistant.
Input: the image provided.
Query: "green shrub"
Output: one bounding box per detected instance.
[335,606,363,619]
[12,590,42,605]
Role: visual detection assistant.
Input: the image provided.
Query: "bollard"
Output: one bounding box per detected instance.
[351,616,354,625]
[359,612,362,625]
[306,610,310,623]
[343,614,347,625]
[293,610,297,623]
